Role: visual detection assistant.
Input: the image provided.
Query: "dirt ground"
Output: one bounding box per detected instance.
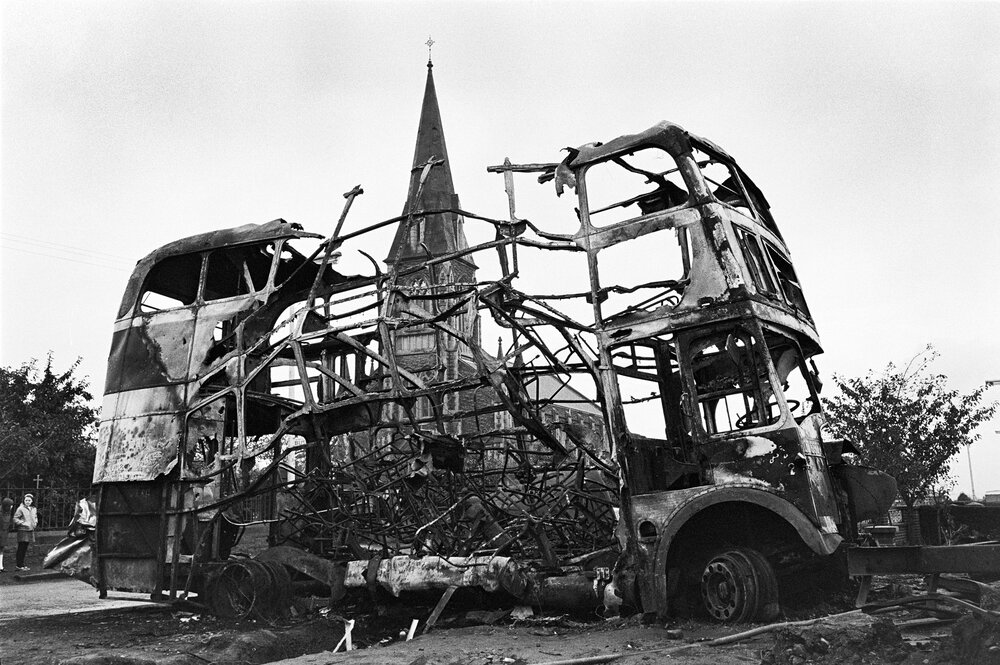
[5,602,981,665]
[2,545,996,665]
[0,602,786,665]
[2,605,279,664]
[0,560,839,665]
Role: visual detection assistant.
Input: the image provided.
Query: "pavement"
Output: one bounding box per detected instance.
[0,576,159,622]
[0,532,158,623]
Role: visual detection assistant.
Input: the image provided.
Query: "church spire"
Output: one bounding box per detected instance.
[386,56,473,267]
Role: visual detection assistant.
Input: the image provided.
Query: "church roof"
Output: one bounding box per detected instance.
[386,62,474,267]
[457,358,603,417]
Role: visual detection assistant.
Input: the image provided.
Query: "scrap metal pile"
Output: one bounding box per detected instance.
[210,179,624,566]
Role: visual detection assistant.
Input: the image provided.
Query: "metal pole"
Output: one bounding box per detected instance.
[979,380,1000,501]
[967,443,976,501]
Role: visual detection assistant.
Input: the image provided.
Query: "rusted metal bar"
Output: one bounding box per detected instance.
[423,585,458,633]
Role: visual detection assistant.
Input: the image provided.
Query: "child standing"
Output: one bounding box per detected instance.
[13,494,38,571]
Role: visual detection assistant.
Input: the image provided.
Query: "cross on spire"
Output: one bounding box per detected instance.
[425,36,435,66]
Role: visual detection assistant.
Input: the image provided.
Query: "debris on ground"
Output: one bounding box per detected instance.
[759,609,1000,665]
[510,606,535,620]
[444,609,512,627]
[55,620,346,665]
[942,613,1000,665]
[760,617,912,665]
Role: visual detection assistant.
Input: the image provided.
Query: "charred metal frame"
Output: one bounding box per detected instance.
[94,121,893,619]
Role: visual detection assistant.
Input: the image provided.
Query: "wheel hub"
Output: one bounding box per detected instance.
[697,547,778,623]
[701,559,743,620]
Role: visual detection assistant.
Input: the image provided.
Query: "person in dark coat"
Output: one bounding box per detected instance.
[0,497,14,572]
[13,494,38,571]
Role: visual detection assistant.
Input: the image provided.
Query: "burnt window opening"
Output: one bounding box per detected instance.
[183,396,232,479]
[611,337,683,441]
[693,142,782,239]
[763,331,820,421]
[581,147,690,227]
[734,226,777,295]
[689,327,779,436]
[272,240,324,292]
[204,318,239,366]
[693,146,755,216]
[204,244,272,301]
[612,337,695,493]
[762,241,811,319]
[138,253,203,313]
[596,226,690,323]
[740,175,780,239]
[269,243,295,284]
[323,285,382,332]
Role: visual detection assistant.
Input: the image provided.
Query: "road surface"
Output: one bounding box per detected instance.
[0,576,156,622]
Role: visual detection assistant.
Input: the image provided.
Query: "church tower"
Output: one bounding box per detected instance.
[386,57,478,391]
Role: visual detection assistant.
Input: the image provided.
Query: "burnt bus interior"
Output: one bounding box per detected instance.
[94,122,887,621]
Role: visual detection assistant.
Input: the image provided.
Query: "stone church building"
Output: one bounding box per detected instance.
[381,58,607,459]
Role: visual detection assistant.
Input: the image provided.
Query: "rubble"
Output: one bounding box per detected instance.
[760,617,911,665]
[761,611,1000,665]
[948,613,1000,665]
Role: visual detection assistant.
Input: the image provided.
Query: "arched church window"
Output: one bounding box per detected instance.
[410,277,428,296]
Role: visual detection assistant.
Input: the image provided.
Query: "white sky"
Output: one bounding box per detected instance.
[2,1,998,497]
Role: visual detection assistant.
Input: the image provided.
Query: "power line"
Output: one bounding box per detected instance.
[1,242,131,272]
[0,232,135,262]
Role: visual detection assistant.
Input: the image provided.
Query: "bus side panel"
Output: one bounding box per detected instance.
[97,482,166,594]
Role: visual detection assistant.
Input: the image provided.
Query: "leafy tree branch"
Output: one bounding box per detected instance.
[822,346,997,508]
[0,355,99,486]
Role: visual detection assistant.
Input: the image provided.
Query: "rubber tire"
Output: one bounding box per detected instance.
[205,559,270,619]
[261,560,293,619]
[699,546,779,623]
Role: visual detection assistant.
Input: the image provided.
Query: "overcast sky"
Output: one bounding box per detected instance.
[2,1,998,497]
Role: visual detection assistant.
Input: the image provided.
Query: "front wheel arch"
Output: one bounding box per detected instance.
[648,491,841,618]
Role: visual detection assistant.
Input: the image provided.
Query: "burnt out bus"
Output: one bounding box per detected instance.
[92,121,894,622]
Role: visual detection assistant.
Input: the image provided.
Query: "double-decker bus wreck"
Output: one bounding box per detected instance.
[92,121,895,623]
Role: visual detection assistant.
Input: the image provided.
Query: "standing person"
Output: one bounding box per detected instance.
[13,494,38,571]
[0,497,13,572]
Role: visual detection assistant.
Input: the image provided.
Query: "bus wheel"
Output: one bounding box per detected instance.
[205,559,270,619]
[699,547,779,623]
